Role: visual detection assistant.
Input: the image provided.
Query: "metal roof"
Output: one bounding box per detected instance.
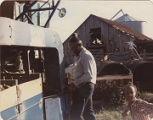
[91,14,153,43]
[65,14,153,44]
[115,14,144,22]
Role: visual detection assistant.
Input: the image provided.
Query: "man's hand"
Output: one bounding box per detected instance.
[64,83,76,93]
[64,72,76,93]
[67,83,76,93]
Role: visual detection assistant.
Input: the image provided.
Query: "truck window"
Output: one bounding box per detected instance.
[0,46,61,96]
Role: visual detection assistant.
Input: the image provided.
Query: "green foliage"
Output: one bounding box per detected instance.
[139,91,148,100]
[109,87,125,106]
[94,90,153,120]
[139,91,153,103]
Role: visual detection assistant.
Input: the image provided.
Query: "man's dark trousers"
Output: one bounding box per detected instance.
[70,82,96,120]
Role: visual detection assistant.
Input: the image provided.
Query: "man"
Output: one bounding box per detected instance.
[68,33,97,120]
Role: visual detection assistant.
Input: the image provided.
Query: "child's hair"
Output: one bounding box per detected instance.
[123,82,138,96]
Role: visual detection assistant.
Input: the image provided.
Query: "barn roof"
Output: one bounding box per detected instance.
[65,14,153,44]
[91,14,153,43]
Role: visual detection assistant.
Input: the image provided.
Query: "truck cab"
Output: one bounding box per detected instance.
[0,1,67,120]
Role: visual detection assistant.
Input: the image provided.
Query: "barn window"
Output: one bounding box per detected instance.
[89,28,103,45]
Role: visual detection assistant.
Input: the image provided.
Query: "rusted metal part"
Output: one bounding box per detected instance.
[97,61,130,76]
[93,75,132,101]
[132,61,153,92]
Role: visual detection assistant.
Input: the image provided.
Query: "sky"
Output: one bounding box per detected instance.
[50,0,153,42]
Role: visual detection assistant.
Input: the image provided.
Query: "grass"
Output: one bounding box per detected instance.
[94,91,153,120]
[95,105,132,120]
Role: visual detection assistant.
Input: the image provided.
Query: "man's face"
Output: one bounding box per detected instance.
[68,42,79,55]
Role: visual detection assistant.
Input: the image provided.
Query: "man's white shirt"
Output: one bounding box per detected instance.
[71,47,97,86]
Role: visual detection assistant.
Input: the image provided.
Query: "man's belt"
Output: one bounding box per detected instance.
[77,81,91,88]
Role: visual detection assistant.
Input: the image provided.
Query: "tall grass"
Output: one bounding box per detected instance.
[95,106,132,120]
[94,91,153,120]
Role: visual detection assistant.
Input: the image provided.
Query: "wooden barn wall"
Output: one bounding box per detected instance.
[63,36,74,67]
[115,29,120,52]
[107,26,115,53]
[75,15,104,47]
[121,33,131,52]
[75,23,87,46]
[63,15,139,67]
[119,33,123,52]
[83,16,107,62]
[101,21,109,51]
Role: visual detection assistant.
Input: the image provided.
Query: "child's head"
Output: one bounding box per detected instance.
[123,82,137,102]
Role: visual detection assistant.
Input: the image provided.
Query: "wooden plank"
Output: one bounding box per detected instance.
[97,74,133,81]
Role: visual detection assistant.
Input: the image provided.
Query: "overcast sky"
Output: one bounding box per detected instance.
[50,0,153,42]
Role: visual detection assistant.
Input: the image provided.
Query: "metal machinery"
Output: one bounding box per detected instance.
[0,0,67,120]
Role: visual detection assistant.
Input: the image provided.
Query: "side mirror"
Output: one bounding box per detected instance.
[58,8,66,18]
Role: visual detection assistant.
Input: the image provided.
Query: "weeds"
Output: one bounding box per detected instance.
[95,104,132,120]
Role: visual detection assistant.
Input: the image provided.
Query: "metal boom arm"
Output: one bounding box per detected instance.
[15,0,61,28]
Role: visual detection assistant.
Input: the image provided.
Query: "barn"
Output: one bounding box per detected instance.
[63,14,153,91]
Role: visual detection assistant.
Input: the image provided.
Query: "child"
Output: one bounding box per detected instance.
[122,82,153,120]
